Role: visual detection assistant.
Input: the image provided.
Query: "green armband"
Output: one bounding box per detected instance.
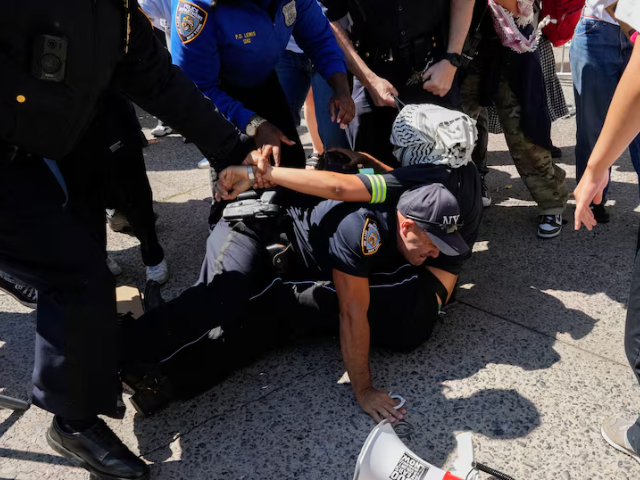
[364,174,387,204]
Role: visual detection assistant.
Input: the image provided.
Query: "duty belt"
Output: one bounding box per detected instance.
[355,32,444,78]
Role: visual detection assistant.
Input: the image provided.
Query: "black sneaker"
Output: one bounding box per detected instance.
[481,175,491,207]
[0,273,37,309]
[591,203,610,224]
[47,417,149,480]
[537,214,563,239]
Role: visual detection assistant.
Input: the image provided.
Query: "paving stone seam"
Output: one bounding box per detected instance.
[458,300,629,368]
[138,359,336,457]
[156,184,209,203]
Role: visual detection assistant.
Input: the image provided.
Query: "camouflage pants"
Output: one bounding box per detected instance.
[461,69,568,215]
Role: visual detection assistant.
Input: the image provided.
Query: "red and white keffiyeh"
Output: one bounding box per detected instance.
[488,0,552,53]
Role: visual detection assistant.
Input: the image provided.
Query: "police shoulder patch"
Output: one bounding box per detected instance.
[175,0,208,44]
[361,218,381,256]
[282,0,297,27]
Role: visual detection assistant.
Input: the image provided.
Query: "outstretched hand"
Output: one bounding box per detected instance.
[573,167,609,231]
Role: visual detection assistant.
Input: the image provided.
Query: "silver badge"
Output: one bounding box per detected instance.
[282,0,297,27]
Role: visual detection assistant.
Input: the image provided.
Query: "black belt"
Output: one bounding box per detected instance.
[357,31,445,70]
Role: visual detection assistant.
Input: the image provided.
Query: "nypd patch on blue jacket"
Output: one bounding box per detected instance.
[176,0,208,44]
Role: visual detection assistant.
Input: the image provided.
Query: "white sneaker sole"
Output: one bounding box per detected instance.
[601,424,640,465]
[537,227,562,239]
[151,128,173,137]
[482,197,492,208]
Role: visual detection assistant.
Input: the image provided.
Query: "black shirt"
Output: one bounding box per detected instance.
[288,200,406,279]
[2,0,249,166]
[323,0,449,52]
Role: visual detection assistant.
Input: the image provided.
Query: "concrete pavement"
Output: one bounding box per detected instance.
[2,98,640,479]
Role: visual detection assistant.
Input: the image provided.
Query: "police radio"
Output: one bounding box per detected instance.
[32,34,68,82]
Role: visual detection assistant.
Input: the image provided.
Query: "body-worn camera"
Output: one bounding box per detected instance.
[32,34,67,82]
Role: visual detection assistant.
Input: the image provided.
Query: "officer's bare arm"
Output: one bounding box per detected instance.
[333,269,405,422]
[448,0,475,55]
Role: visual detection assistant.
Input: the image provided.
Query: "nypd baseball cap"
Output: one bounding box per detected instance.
[396,183,469,257]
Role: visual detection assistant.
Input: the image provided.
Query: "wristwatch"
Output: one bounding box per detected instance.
[247,165,255,186]
[443,52,462,68]
[245,115,267,138]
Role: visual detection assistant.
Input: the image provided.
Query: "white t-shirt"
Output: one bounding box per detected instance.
[585,0,618,24]
[616,0,640,30]
[140,0,173,48]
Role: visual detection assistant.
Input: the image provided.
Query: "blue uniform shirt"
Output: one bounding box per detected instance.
[171,0,347,131]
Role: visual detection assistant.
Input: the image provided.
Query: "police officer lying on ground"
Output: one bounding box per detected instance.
[1,2,262,479]
[123,106,482,423]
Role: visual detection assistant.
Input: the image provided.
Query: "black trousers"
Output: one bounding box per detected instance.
[0,140,120,420]
[103,95,164,267]
[0,91,161,419]
[126,216,440,399]
[347,65,462,167]
[625,227,640,451]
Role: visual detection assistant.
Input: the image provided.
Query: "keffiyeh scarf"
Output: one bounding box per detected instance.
[488,0,552,53]
[390,104,478,168]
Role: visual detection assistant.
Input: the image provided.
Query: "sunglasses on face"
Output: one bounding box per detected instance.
[405,214,463,234]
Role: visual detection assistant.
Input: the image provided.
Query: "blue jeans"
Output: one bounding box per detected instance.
[570,15,640,199]
[275,49,349,150]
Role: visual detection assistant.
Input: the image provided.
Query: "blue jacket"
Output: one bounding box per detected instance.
[171,0,347,131]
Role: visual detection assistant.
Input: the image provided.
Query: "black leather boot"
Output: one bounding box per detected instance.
[47,417,150,480]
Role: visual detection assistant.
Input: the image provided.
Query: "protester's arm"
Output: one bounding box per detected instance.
[292,0,354,126]
[114,4,253,167]
[333,269,406,423]
[330,21,398,108]
[422,0,474,96]
[216,163,373,201]
[494,0,519,15]
[574,43,640,230]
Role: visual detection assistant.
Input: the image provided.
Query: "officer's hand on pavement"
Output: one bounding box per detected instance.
[422,59,456,97]
[364,75,399,108]
[329,88,356,129]
[356,387,408,423]
[573,167,609,231]
[254,121,295,167]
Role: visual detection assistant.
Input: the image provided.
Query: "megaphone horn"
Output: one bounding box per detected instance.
[353,420,464,480]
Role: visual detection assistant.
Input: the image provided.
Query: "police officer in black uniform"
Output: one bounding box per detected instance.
[1,2,256,478]
[323,0,475,166]
[121,150,482,423]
